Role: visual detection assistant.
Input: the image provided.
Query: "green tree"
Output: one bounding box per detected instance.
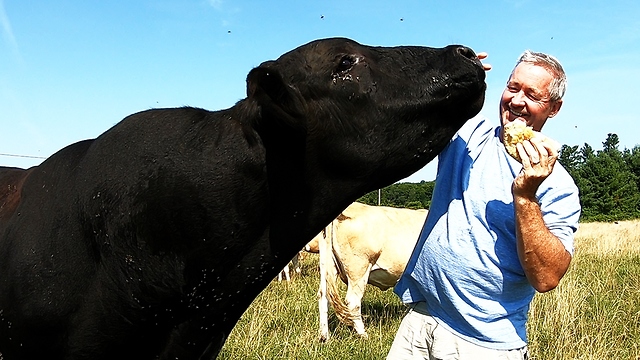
[576,134,640,221]
[602,133,620,154]
[358,181,435,209]
[558,144,581,179]
[580,143,595,162]
[623,145,640,193]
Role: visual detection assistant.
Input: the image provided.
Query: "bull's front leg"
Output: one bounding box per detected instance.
[155,272,255,359]
[157,317,231,360]
[156,276,266,360]
[158,248,288,358]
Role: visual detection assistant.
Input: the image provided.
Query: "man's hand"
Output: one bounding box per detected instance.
[513,137,558,198]
[477,52,492,71]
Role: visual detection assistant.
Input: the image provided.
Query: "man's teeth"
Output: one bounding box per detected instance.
[510,109,525,116]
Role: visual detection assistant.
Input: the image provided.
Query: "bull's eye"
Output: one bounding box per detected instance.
[337,55,357,73]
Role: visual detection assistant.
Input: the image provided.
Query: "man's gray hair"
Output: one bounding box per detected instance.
[515,50,567,102]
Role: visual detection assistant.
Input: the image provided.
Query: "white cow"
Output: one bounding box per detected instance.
[277,252,302,282]
[311,202,427,341]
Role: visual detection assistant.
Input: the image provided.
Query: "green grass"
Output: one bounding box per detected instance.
[217,256,404,359]
[219,221,640,359]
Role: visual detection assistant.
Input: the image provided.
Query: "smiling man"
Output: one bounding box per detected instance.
[388,51,581,360]
[501,54,564,131]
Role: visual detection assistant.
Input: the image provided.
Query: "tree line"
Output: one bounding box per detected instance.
[358,133,640,222]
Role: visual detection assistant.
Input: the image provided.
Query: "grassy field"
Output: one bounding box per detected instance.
[218,220,640,360]
[528,220,640,359]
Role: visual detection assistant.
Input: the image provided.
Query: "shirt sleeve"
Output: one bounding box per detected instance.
[537,170,582,255]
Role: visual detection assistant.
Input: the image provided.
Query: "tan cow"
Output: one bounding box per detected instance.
[277,252,303,282]
[312,202,427,341]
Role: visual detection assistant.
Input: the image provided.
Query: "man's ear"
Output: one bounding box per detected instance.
[246,65,306,130]
[548,99,563,118]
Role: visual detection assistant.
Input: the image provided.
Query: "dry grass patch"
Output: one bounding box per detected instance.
[574,220,640,256]
[528,220,640,360]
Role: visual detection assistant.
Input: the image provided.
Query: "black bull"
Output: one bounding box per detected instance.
[0,37,485,359]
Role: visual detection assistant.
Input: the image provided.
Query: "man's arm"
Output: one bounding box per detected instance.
[513,137,571,293]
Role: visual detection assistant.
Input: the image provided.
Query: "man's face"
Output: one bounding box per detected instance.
[500,62,562,132]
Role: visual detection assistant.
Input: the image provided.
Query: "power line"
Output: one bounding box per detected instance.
[0,153,47,160]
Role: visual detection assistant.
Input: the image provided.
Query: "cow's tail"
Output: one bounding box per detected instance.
[324,218,356,328]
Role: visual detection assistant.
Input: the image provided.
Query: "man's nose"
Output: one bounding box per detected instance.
[511,90,527,105]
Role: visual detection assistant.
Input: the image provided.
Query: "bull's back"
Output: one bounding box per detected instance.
[0,140,100,358]
[0,136,93,228]
[0,167,32,223]
[0,107,268,358]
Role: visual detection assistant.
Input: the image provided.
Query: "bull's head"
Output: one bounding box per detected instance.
[247,37,484,188]
[245,37,485,236]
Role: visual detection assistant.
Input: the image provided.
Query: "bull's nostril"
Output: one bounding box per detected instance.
[456,46,476,60]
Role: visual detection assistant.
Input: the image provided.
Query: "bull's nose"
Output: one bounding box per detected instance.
[454,46,484,73]
[455,46,476,60]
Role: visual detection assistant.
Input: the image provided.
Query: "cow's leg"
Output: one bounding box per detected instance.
[317,229,331,342]
[317,272,330,342]
[344,263,373,338]
[318,223,337,342]
[292,252,301,275]
[277,263,291,282]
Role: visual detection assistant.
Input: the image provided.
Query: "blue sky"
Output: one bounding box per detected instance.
[1,0,639,182]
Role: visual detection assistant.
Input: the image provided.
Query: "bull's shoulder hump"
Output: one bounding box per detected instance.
[0,167,35,220]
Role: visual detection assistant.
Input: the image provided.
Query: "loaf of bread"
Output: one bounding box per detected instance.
[503,121,559,162]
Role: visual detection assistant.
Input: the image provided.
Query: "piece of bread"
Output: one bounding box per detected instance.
[503,121,559,162]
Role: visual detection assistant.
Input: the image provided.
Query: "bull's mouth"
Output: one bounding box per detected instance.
[386,76,485,121]
[445,76,487,119]
[435,77,486,114]
[427,66,486,102]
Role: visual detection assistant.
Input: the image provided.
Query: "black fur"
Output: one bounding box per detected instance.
[0,37,485,359]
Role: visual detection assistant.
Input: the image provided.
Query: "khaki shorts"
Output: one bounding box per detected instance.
[387,303,529,360]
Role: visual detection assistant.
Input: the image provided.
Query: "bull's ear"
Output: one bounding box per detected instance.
[246,66,306,130]
[246,62,280,99]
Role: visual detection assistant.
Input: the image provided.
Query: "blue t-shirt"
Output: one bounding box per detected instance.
[394,115,581,350]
